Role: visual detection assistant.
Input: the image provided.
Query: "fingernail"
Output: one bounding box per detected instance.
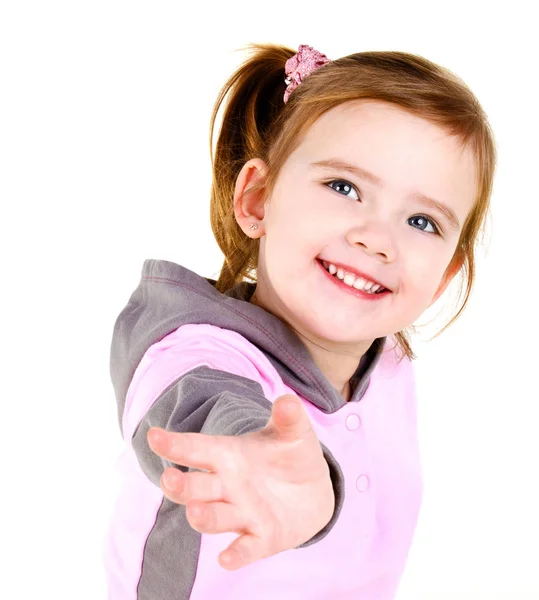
[163,469,181,489]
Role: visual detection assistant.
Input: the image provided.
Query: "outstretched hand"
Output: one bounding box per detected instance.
[147,394,335,571]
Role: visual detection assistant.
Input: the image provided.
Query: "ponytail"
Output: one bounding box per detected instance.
[209,43,295,292]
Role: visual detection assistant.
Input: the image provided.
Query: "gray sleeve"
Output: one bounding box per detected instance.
[131,364,344,546]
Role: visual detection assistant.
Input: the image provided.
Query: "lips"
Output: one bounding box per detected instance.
[316,259,392,299]
[317,258,392,292]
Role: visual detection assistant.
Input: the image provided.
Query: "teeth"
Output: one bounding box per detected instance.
[322,260,385,293]
[354,279,380,292]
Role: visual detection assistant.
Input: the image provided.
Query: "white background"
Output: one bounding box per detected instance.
[1,1,538,599]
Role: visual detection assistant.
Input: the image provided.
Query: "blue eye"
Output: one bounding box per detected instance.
[327,179,360,200]
[408,215,440,235]
[325,178,442,236]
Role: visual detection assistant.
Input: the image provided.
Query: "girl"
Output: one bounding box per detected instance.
[106,43,496,599]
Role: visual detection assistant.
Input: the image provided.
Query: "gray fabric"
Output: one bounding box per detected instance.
[110,259,387,596]
[110,259,386,428]
[137,497,199,600]
[132,366,274,484]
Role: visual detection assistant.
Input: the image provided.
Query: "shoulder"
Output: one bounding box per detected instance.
[123,323,276,439]
[130,323,282,410]
[144,323,269,380]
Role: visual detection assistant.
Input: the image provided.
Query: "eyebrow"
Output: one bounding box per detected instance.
[311,158,461,231]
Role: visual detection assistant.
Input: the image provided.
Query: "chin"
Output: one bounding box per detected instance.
[297,312,379,344]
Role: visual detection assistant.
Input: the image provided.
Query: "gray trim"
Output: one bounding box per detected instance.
[297,442,345,548]
[137,496,199,600]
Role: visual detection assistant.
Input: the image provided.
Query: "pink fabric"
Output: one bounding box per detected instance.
[105,324,423,599]
[104,445,164,600]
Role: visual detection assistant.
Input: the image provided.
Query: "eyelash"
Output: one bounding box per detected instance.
[324,178,442,236]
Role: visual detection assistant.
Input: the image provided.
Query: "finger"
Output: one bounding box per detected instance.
[270,394,313,440]
[161,468,224,505]
[186,500,247,536]
[219,532,265,571]
[147,428,221,472]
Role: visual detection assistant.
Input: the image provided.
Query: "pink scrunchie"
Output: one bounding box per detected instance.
[283,44,330,103]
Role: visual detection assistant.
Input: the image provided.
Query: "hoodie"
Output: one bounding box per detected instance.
[105,259,423,600]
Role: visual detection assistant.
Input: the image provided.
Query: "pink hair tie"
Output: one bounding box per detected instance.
[283,44,330,103]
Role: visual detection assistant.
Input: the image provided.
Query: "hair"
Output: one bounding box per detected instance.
[208,43,497,362]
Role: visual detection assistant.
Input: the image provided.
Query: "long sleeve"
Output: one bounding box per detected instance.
[130,363,344,547]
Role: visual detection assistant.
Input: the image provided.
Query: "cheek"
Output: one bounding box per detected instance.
[401,248,443,292]
[401,257,444,296]
[267,210,328,262]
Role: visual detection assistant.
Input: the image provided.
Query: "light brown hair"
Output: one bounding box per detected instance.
[208,43,496,361]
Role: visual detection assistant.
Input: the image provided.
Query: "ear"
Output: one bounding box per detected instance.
[234,158,269,237]
[429,253,465,306]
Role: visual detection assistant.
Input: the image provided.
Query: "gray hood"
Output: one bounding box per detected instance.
[110,259,387,428]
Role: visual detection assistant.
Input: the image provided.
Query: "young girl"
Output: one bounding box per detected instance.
[105,43,496,599]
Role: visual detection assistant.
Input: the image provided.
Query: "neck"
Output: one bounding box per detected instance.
[341,380,352,402]
[249,286,368,402]
[291,330,369,401]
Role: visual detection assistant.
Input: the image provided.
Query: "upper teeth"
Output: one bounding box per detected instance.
[322,261,385,293]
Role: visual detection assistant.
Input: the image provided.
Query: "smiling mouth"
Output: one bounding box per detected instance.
[316,259,392,297]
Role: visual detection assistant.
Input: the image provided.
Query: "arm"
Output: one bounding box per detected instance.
[131,364,344,547]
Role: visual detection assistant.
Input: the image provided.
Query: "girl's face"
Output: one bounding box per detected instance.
[239,100,478,350]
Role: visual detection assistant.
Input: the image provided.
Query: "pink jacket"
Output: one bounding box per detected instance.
[105,259,423,599]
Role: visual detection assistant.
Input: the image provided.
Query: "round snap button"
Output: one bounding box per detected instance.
[345,414,361,430]
[356,475,369,492]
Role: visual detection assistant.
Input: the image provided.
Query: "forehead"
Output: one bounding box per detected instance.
[291,100,478,216]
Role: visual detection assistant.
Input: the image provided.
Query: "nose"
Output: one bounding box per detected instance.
[347,222,395,262]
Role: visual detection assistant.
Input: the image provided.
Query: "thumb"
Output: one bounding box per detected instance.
[269,394,313,440]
